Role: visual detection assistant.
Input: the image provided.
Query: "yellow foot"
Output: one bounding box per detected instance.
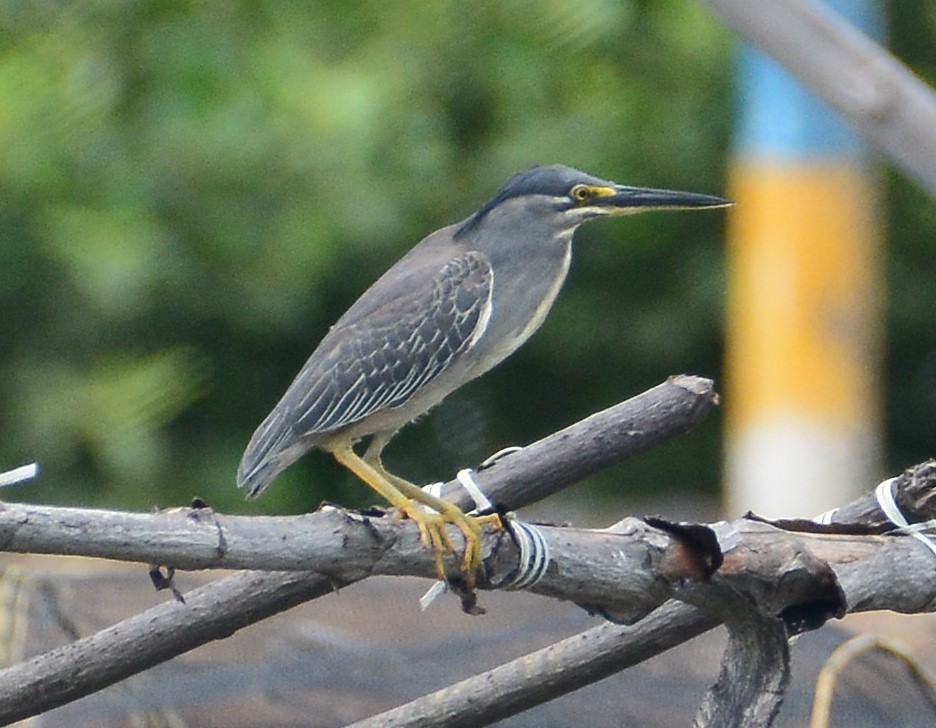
[397,503,501,588]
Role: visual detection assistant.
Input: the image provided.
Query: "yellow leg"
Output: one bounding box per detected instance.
[326,437,499,587]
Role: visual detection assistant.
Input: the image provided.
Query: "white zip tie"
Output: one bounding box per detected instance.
[457,468,493,514]
[419,580,448,611]
[875,477,936,560]
[0,463,39,488]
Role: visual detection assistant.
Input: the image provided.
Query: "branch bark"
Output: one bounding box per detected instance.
[343,462,936,728]
[3,374,932,728]
[0,569,342,726]
[4,463,934,727]
[345,601,720,728]
[0,375,718,725]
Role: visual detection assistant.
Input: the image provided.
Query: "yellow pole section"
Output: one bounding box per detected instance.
[725,0,883,517]
[725,162,881,517]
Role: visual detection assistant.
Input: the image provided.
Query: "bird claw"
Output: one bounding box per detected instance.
[399,504,500,589]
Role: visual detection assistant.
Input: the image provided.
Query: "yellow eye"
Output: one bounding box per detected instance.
[570,184,591,202]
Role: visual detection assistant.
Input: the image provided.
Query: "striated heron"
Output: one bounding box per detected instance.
[238,165,729,585]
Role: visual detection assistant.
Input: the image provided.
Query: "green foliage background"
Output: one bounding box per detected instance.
[0,1,932,514]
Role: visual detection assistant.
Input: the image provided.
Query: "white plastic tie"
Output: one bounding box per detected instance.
[891,517,936,536]
[457,468,493,514]
[875,477,936,560]
[420,468,496,610]
[419,580,448,611]
[420,481,444,514]
[0,463,39,488]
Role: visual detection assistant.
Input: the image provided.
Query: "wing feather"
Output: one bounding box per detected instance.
[299,251,492,432]
[237,250,493,495]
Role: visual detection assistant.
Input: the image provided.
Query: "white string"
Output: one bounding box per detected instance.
[0,463,39,488]
[875,477,936,560]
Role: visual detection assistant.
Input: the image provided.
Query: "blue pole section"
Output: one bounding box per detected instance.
[725,0,884,518]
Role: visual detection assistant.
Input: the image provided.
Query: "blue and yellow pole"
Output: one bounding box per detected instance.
[725,0,883,517]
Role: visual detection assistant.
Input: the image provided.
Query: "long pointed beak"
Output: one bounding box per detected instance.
[600,185,732,214]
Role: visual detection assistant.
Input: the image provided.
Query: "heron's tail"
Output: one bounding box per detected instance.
[236,457,286,499]
[236,408,300,498]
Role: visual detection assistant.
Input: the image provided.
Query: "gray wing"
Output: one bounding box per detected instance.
[237,250,493,496]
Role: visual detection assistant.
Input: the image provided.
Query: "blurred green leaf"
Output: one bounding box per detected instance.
[0,1,926,515]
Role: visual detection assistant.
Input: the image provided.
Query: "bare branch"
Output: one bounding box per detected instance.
[441,373,719,511]
[0,376,718,724]
[4,374,932,728]
[692,598,789,728]
[0,569,340,725]
[698,0,936,197]
[5,474,936,727]
[345,601,719,728]
[346,463,936,727]
[0,375,717,570]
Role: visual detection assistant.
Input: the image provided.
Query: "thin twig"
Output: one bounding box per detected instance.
[810,633,936,728]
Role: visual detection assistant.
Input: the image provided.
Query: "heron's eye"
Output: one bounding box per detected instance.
[570,184,591,202]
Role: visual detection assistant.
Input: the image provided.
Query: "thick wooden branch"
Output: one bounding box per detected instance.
[699,0,936,197]
[346,462,936,727]
[345,519,936,728]
[0,376,718,724]
[345,601,720,728]
[0,500,708,625]
[0,569,342,725]
[692,598,789,728]
[3,367,930,728]
[0,375,717,569]
[6,463,934,728]
[4,461,936,727]
[440,373,718,511]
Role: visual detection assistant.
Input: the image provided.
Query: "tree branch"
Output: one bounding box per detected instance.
[5,373,930,728]
[0,376,718,724]
[342,462,936,727]
[698,0,936,197]
[345,601,719,728]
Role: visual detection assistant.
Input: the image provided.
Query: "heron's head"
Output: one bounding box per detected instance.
[456,164,731,239]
